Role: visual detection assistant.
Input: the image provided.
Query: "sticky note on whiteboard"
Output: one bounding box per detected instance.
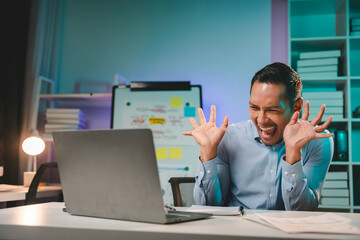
[170,97,182,107]
[169,147,182,159]
[149,118,166,125]
[184,106,196,117]
[156,148,168,160]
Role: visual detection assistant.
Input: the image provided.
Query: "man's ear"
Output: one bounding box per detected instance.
[293,98,303,113]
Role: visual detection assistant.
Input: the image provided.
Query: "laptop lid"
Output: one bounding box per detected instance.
[53,129,171,223]
[53,129,210,224]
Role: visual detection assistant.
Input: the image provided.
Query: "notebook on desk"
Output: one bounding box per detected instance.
[53,129,211,224]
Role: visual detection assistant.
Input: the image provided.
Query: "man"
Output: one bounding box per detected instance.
[183,62,334,210]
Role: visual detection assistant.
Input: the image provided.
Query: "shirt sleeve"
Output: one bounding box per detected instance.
[193,135,231,206]
[281,136,334,210]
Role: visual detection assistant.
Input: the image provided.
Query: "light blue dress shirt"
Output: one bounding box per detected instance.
[194,120,334,210]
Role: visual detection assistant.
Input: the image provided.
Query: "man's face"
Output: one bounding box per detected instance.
[249,81,294,146]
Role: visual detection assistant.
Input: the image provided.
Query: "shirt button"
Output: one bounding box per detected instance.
[290,194,293,198]
[207,170,211,174]
[284,171,288,175]
[269,193,272,198]
[291,173,296,177]
[272,147,276,151]
[200,171,204,175]
[270,169,274,174]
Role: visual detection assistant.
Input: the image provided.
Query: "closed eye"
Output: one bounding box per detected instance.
[249,105,260,110]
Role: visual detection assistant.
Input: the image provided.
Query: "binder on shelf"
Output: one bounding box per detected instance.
[302,91,343,99]
[299,71,338,79]
[44,124,83,130]
[351,17,360,26]
[307,107,343,114]
[351,26,360,31]
[323,180,348,189]
[299,50,341,59]
[297,65,338,73]
[351,31,360,36]
[321,189,349,197]
[326,171,348,180]
[46,108,83,114]
[321,197,349,206]
[44,108,86,139]
[46,112,84,120]
[305,99,343,106]
[308,113,343,120]
[297,58,338,67]
[46,119,85,125]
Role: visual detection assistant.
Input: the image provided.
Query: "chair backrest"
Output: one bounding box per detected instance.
[25,162,63,205]
[168,177,195,207]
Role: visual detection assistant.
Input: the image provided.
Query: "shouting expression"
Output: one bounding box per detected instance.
[249,81,296,146]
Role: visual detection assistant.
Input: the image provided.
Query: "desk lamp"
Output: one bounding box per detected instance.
[22,129,45,186]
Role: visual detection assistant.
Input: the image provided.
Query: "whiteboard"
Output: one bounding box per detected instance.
[111,84,202,205]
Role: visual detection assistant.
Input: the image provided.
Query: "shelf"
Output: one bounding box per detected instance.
[302,79,347,88]
[350,81,360,116]
[291,38,347,46]
[37,93,112,133]
[349,39,360,76]
[331,118,349,122]
[331,161,351,165]
[290,39,347,74]
[290,0,347,38]
[39,93,112,101]
[353,166,360,205]
[349,0,360,29]
[39,93,112,108]
[318,205,350,209]
[289,0,360,212]
[351,123,360,164]
[301,77,347,83]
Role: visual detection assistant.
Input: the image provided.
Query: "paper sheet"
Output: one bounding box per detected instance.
[248,212,360,235]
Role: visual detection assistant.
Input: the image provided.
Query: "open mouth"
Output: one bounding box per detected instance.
[259,126,277,140]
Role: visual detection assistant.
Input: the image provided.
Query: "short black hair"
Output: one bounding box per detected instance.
[250,62,302,107]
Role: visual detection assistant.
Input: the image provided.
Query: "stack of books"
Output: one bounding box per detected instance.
[321,171,349,206]
[43,108,85,140]
[351,17,360,36]
[302,91,343,121]
[296,50,340,79]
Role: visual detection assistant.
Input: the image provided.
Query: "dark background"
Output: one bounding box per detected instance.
[0,0,32,184]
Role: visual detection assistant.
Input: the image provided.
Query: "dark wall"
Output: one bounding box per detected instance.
[0,1,31,184]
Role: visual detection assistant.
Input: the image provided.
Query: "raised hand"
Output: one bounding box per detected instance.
[182,105,229,162]
[283,100,333,164]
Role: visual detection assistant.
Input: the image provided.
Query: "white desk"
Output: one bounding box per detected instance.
[0,202,359,240]
[0,184,62,203]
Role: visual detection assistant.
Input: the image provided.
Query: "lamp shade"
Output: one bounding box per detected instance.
[22,136,45,156]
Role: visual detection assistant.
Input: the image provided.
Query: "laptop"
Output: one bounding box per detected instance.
[52,128,211,224]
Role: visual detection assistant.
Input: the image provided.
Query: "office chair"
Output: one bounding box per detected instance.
[168,177,195,207]
[25,162,63,205]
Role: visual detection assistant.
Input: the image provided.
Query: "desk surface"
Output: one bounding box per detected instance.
[0,184,62,202]
[0,202,359,240]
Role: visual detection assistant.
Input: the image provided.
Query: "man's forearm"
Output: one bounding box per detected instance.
[194,158,224,206]
[281,160,319,210]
